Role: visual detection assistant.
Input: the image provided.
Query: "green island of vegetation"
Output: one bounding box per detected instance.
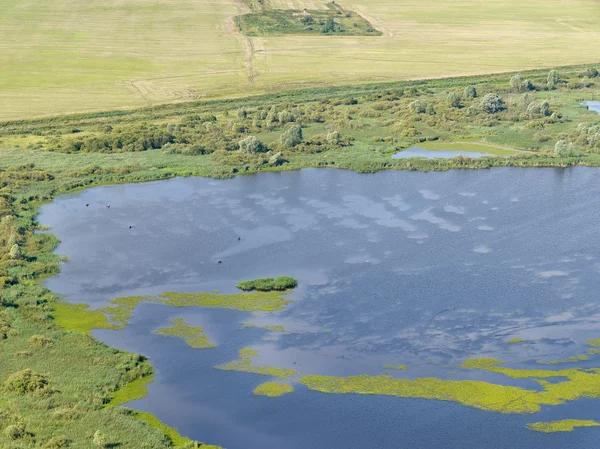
[382,365,408,371]
[155,318,216,349]
[527,419,600,433]
[236,276,298,292]
[243,323,289,333]
[216,347,298,379]
[506,337,525,344]
[236,2,381,37]
[537,354,589,365]
[2,64,600,446]
[253,381,294,397]
[298,357,600,415]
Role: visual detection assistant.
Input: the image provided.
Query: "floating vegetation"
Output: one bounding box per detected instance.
[588,349,600,355]
[383,365,408,371]
[217,347,297,379]
[160,291,292,313]
[588,338,600,347]
[527,419,600,433]
[101,296,155,329]
[537,354,589,365]
[236,276,298,292]
[300,357,600,415]
[99,291,293,329]
[155,318,216,349]
[253,382,294,397]
[506,338,525,344]
[242,323,289,333]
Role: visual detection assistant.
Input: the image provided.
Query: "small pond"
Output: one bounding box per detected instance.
[39,167,600,449]
[392,147,489,158]
[583,101,600,115]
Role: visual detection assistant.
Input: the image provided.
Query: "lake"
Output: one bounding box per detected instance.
[39,167,600,449]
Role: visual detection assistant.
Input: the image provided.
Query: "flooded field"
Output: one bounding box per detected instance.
[39,167,600,449]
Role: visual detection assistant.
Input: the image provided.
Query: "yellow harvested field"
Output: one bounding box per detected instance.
[1,0,600,119]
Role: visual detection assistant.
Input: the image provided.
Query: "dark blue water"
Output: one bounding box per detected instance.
[392,147,489,158]
[39,168,600,449]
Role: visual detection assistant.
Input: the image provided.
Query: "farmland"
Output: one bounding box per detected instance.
[2,0,600,119]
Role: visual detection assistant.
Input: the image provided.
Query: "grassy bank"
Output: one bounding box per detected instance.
[0,66,600,447]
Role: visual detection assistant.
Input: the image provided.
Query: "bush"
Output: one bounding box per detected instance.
[93,430,108,449]
[408,100,427,114]
[509,74,524,91]
[326,130,341,145]
[281,125,303,148]
[278,110,295,124]
[554,139,573,156]
[446,92,461,108]
[463,85,477,99]
[547,69,561,89]
[239,136,265,154]
[479,93,503,113]
[236,276,298,291]
[28,334,53,348]
[43,436,70,448]
[583,67,598,78]
[4,423,26,440]
[4,369,50,395]
[9,243,20,259]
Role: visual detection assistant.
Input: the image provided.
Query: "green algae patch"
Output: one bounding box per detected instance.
[101,295,156,329]
[99,290,293,329]
[253,381,294,397]
[299,374,547,413]
[383,365,408,371]
[243,323,289,333]
[155,318,216,349]
[506,338,525,344]
[538,354,589,365]
[588,349,600,355]
[135,411,221,448]
[588,338,600,347]
[53,302,117,335]
[527,419,600,433]
[239,346,259,358]
[160,291,292,313]
[460,358,578,379]
[236,276,298,292]
[108,374,154,406]
[217,347,297,379]
[300,358,600,415]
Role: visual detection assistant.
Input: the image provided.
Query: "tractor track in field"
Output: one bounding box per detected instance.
[227,0,260,86]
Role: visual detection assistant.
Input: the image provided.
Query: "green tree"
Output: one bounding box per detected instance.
[237,107,247,120]
[281,125,303,148]
[479,93,503,113]
[238,136,265,154]
[547,70,561,89]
